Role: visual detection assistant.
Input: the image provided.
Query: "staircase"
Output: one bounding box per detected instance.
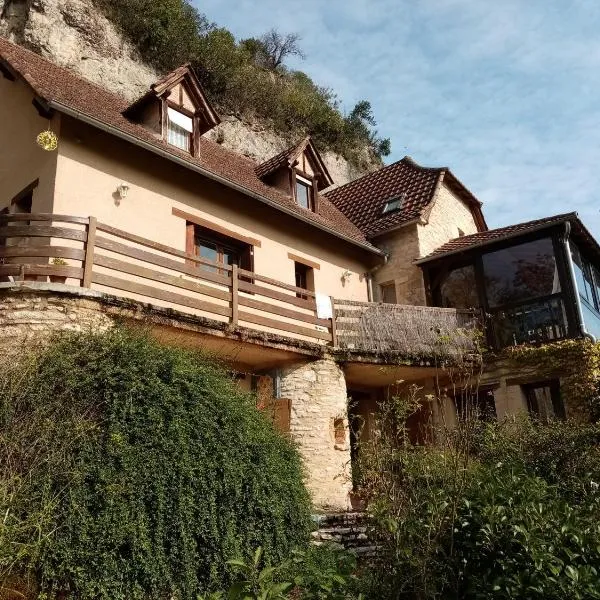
[311,512,376,556]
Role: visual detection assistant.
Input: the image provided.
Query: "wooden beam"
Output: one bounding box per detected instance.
[231,264,239,326]
[238,311,331,342]
[0,246,85,260]
[172,207,262,247]
[287,252,320,270]
[82,216,96,287]
[0,226,87,242]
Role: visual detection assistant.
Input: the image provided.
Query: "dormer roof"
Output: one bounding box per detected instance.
[124,63,220,135]
[256,136,334,189]
[326,156,487,238]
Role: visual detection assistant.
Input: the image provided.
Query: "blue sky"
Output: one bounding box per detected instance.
[198,0,600,236]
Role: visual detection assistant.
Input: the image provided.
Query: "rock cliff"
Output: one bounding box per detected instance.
[0,0,366,185]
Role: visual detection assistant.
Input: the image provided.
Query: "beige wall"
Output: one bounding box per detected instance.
[371,182,480,307]
[417,183,479,258]
[371,224,424,305]
[52,117,373,303]
[0,75,59,212]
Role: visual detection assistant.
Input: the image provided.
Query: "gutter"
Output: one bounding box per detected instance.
[562,221,596,342]
[49,100,384,257]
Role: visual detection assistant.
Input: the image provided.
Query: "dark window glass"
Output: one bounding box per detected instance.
[380,283,397,304]
[571,243,596,308]
[483,238,559,308]
[593,267,600,308]
[454,389,497,422]
[195,236,242,275]
[294,262,313,299]
[296,180,311,210]
[439,265,479,308]
[524,380,565,421]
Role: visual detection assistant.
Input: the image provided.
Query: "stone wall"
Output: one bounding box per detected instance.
[0,285,113,355]
[280,357,352,510]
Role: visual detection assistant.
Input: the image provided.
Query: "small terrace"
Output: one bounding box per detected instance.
[0,213,480,359]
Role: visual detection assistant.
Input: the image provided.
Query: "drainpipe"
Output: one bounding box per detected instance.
[562,222,596,342]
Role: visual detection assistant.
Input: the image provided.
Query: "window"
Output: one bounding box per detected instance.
[571,243,597,309]
[380,282,397,304]
[454,389,497,422]
[191,225,252,276]
[482,238,560,308]
[295,175,313,210]
[438,265,479,308]
[523,380,565,421]
[167,107,193,152]
[294,261,314,299]
[14,192,32,214]
[382,196,403,214]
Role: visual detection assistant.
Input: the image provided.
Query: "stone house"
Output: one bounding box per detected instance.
[0,37,597,511]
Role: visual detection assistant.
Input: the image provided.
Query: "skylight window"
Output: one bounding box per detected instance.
[382,196,403,214]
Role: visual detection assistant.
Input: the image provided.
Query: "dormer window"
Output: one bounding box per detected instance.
[167,107,193,152]
[382,196,403,214]
[295,174,314,210]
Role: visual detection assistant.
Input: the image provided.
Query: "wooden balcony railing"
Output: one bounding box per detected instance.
[0,213,482,354]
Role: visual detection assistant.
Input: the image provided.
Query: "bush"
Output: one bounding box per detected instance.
[0,328,311,600]
[358,395,600,599]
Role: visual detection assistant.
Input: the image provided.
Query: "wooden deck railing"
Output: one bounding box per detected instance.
[0,213,332,344]
[0,213,482,353]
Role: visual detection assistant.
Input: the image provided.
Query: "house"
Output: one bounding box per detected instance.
[0,37,596,511]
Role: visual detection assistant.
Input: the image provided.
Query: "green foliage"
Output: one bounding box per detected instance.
[0,328,311,600]
[199,544,362,600]
[358,394,600,599]
[94,0,390,167]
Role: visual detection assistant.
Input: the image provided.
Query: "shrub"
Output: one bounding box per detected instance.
[0,328,311,600]
[358,394,600,599]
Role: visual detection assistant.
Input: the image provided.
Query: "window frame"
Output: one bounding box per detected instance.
[523,380,565,421]
[379,281,397,304]
[294,261,314,299]
[163,101,196,155]
[382,196,403,215]
[292,170,317,212]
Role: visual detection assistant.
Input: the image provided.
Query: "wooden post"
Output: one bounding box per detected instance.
[330,296,338,347]
[82,216,96,288]
[231,263,239,326]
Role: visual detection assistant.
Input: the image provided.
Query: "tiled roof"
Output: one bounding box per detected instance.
[325,156,485,237]
[0,38,374,251]
[255,137,309,179]
[416,213,577,263]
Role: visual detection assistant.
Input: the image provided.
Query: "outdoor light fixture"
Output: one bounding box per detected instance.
[116,183,130,199]
[341,269,352,283]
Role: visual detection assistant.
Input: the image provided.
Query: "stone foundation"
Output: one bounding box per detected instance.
[280,358,352,510]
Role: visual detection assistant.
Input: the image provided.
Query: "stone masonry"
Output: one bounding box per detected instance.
[280,357,352,511]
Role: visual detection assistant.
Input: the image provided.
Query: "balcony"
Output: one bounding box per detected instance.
[0,214,480,357]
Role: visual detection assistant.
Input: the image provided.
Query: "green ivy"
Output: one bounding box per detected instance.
[0,328,311,599]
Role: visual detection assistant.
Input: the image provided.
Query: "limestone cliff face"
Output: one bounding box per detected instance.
[0,0,368,185]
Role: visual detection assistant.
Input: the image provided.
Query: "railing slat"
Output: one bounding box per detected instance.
[0,213,90,225]
[83,217,96,288]
[94,236,231,284]
[0,226,87,242]
[94,254,231,302]
[238,311,331,341]
[92,272,232,317]
[0,246,85,260]
[238,267,316,297]
[0,264,83,278]
[96,221,232,272]
[238,296,330,327]
[238,280,316,310]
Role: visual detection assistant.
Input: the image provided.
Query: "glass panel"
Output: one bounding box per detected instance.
[439,265,478,308]
[296,181,311,209]
[571,243,596,308]
[483,238,559,308]
[581,301,600,340]
[222,247,239,267]
[489,296,568,348]
[197,240,219,273]
[168,121,190,151]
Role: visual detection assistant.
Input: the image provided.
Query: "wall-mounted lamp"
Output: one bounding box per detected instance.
[116,183,130,200]
[341,269,352,284]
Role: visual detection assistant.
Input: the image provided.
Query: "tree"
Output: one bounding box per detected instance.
[258,29,305,70]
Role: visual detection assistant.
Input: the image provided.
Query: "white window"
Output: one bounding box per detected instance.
[167,107,193,152]
[382,196,403,214]
[295,174,313,210]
